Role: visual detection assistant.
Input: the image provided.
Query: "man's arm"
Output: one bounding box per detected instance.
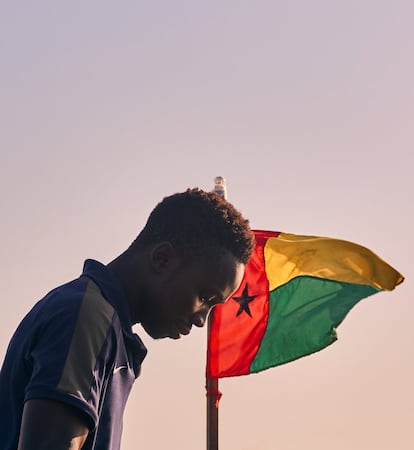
[17,399,89,450]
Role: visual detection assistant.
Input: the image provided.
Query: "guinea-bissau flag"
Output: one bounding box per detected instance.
[207,230,404,378]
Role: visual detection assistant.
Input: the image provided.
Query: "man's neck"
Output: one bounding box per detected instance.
[107,251,144,325]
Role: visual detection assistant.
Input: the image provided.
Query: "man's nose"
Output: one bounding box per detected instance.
[192,309,209,328]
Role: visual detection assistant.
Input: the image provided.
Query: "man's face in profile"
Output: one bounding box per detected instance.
[140,248,245,339]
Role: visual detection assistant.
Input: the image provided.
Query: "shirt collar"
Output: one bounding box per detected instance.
[81,259,147,372]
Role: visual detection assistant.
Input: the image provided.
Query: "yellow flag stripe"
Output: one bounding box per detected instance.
[264,233,404,291]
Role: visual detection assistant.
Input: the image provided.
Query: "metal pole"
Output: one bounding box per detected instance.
[206,176,227,450]
[206,325,219,450]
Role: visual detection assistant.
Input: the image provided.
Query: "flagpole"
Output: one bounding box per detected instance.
[206,176,227,450]
[206,341,219,450]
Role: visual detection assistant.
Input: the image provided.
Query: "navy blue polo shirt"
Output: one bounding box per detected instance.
[0,260,147,450]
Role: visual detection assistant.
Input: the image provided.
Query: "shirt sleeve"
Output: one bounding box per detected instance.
[24,280,116,430]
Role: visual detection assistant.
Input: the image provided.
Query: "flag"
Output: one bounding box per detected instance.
[207,230,404,378]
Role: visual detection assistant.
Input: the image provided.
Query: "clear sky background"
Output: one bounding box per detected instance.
[1,1,412,449]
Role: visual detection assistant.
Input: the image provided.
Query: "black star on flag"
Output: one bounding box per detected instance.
[233,284,257,318]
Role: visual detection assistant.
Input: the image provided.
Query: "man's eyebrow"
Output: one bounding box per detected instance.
[215,290,230,303]
[202,288,223,303]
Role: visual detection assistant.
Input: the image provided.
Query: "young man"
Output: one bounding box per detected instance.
[0,188,255,450]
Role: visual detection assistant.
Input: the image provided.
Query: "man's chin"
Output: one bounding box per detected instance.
[142,322,178,340]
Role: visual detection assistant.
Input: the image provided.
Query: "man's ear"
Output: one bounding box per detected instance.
[149,242,177,273]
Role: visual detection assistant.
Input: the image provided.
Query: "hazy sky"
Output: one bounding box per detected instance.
[1,1,412,449]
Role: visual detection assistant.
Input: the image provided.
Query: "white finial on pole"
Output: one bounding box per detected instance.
[213,176,227,199]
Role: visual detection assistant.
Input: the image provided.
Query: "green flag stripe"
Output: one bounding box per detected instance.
[250,276,379,374]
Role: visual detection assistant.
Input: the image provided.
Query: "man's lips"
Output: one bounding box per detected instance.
[176,321,192,336]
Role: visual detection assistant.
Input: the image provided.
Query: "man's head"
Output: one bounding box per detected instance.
[136,188,254,264]
[121,188,255,339]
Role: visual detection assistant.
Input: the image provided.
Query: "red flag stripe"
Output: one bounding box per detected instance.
[207,231,279,377]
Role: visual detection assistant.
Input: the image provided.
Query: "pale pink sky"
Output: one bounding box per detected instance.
[1,1,412,449]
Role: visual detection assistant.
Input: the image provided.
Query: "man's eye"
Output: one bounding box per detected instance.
[200,296,214,305]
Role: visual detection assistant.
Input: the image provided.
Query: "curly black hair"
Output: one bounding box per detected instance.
[133,188,255,264]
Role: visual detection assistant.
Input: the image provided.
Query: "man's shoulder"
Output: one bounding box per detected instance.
[30,269,114,328]
[76,278,116,329]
